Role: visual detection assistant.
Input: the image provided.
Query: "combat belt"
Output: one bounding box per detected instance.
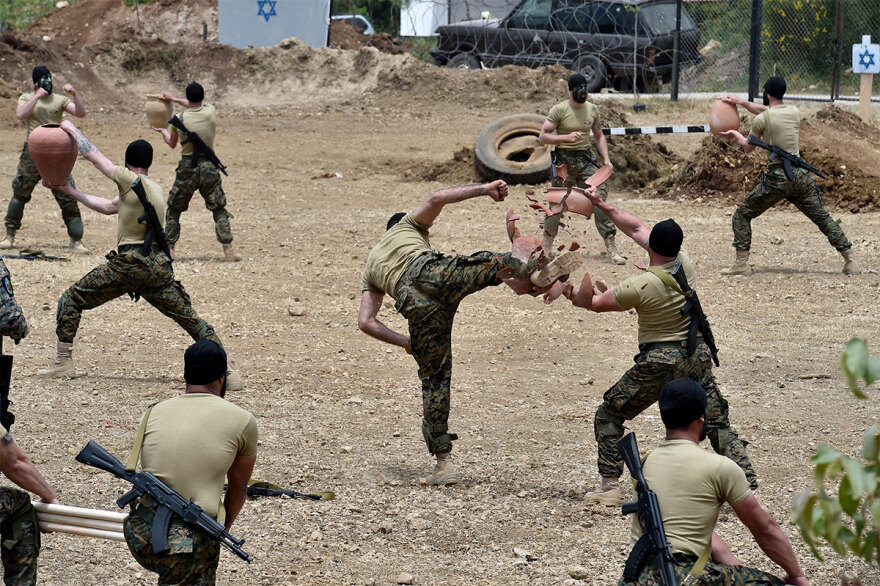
[646,261,719,367]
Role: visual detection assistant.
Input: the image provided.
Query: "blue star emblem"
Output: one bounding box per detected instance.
[859,49,876,68]
[257,0,277,22]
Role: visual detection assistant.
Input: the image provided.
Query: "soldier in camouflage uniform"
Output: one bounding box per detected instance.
[35,121,241,390]
[152,83,242,262]
[1,65,90,253]
[720,77,859,276]
[359,181,581,486]
[123,339,257,585]
[539,73,625,264]
[0,256,56,586]
[563,192,755,506]
[618,378,808,586]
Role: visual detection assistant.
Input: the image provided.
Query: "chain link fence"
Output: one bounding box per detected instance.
[381,0,880,100]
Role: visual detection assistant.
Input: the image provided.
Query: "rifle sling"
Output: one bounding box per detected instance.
[646,267,689,298]
[683,542,712,584]
[126,405,154,472]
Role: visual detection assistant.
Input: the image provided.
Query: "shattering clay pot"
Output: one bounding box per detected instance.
[585,163,613,188]
[709,99,739,135]
[544,186,594,218]
[145,94,172,128]
[27,124,77,185]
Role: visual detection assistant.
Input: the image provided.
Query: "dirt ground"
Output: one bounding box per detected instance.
[0,2,878,585]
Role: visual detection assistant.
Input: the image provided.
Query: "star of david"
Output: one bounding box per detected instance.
[859,49,876,68]
[257,0,277,22]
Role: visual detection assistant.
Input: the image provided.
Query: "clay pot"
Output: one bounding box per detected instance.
[544,186,594,218]
[145,94,172,128]
[709,99,739,135]
[586,163,613,188]
[27,124,77,185]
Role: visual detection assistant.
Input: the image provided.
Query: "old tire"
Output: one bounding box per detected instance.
[573,54,607,93]
[474,114,551,184]
[447,53,481,70]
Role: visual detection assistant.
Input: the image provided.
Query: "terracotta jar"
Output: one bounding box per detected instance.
[145,94,172,128]
[28,124,77,185]
[709,99,739,135]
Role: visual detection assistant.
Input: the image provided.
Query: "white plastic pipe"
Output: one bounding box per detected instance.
[37,512,123,533]
[32,502,126,523]
[39,522,125,542]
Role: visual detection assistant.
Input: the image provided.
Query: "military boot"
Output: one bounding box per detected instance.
[603,235,626,265]
[585,476,621,506]
[530,250,583,287]
[226,363,243,392]
[426,452,459,487]
[720,250,753,276]
[223,243,242,262]
[0,229,15,250]
[841,249,861,275]
[68,238,89,254]
[37,341,76,378]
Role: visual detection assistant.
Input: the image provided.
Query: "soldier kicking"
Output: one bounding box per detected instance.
[36,120,241,391]
[358,181,580,485]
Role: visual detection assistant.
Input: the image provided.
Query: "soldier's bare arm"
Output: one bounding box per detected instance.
[411,181,507,225]
[358,290,410,353]
[732,494,809,585]
[62,84,86,118]
[152,126,179,149]
[584,191,650,251]
[592,120,612,168]
[59,120,116,178]
[539,119,580,145]
[0,433,58,503]
[565,271,622,313]
[160,92,193,108]
[223,454,256,531]
[722,94,768,116]
[14,88,48,120]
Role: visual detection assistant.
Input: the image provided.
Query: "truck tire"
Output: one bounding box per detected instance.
[474,114,551,184]
[447,53,482,70]
[573,54,607,93]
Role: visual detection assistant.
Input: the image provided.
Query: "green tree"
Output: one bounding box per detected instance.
[794,338,880,562]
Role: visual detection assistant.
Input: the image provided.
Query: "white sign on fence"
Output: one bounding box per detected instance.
[852,34,880,75]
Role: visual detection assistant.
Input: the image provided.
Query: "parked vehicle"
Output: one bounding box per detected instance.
[331,14,375,35]
[430,0,701,92]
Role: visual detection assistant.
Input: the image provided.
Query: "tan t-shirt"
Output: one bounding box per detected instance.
[631,439,752,557]
[19,92,71,136]
[361,212,431,300]
[140,393,258,520]
[614,250,696,345]
[751,104,799,159]
[112,166,166,248]
[547,100,599,152]
[172,104,217,156]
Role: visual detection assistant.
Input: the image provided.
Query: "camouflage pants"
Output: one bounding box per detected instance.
[56,246,221,345]
[619,552,783,585]
[166,157,234,245]
[396,251,510,454]
[551,149,616,239]
[124,504,220,586]
[595,341,757,489]
[732,166,851,252]
[6,142,83,239]
[0,487,40,586]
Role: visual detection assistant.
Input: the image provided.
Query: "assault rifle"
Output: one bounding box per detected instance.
[670,262,719,367]
[75,440,253,562]
[236,481,335,501]
[168,115,228,176]
[747,135,825,180]
[0,338,13,431]
[130,178,173,262]
[619,433,678,586]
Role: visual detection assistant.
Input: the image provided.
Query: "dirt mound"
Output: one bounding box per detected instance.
[23,0,217,47]
[652,106,880,212]
[329,20,412,55]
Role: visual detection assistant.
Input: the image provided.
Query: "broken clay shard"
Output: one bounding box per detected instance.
[544,186,593,218]
[585,163,614,188]
[569,242,581,252]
